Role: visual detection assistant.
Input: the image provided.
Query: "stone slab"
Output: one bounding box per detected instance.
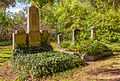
[80,51,113,61]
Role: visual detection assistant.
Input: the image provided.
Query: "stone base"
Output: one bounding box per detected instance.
[29,32,41,46]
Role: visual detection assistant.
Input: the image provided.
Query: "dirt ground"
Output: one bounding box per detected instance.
[0,61,18,80]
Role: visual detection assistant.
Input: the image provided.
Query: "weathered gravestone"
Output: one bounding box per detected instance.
[13,30,27,48]
[27,6,41,46]
[42,30,50,45]
[13,6,50,49]
[57,34,62,45]
[91,26,96,40]
[72,29,80,45]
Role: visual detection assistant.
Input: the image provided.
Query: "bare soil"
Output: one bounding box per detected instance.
[0,61,18,80]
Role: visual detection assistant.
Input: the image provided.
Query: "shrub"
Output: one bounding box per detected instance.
[11,52,85,80]
[60,41,71,48]
[0,41,12,46]
[14,43,53,54]
[77,40,110,56]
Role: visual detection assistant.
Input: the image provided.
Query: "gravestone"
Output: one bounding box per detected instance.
[13,30,27,48]
[13,5,50,49]
[91,26,96,40]
[57,34,62,45]
[72,29,80,45]
[42,30,50,45]
[27,6,41,46]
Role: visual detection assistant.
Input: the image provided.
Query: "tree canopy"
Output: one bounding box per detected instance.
[0,0,16,9]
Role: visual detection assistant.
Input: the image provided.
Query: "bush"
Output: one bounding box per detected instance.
[0,41,12,46]
[77,40,110,56]
[13,43,53,55]
[11,52,85,80]
[60,41,71,48]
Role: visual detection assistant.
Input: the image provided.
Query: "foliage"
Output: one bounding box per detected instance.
[0,10,13,28]
[60,41,71,48]
[39,0,120,43]
[0,9,27,42]
[66,44,78,52]
[106,44,120,52]
[0,41,12,46]
[11,51,85,80]
[0,0,15,9]
[14,43,53,55]
[77,40,110,56]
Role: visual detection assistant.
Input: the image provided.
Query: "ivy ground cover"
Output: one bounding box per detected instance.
[11,51,85,80]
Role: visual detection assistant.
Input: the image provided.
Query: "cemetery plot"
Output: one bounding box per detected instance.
[11,52,85,80]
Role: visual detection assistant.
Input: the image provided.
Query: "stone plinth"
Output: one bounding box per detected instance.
[29,32,41,46]
[13,30,27,48]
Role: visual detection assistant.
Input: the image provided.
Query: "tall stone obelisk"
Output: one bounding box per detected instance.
[27,6,41,46]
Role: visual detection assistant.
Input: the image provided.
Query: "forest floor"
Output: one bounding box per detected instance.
[0,45,120,81]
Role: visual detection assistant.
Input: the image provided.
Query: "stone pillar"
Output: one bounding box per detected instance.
[27,6,41,46]
[57,34,62,45]
[72,29,80,45]
[42,30,50,45]
[12,30,27,48]
[91,26,96,40]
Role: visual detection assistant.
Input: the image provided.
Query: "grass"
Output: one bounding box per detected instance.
[51,42,61,52]
[0,46,12,63]
[106,44,120,52]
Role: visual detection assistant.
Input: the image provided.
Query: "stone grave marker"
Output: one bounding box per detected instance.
[27,6,41,46]
[57,34,62,45]
[91,26,96,40]
[42,30,50,45]
[13,30,27,48]
[72,29,80,45]
[13,5,50,49]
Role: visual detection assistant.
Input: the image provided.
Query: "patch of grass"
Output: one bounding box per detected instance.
[0,46,12,63]
[51,42,58,48]
[51,42,61,52]
[106,44,120,52]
